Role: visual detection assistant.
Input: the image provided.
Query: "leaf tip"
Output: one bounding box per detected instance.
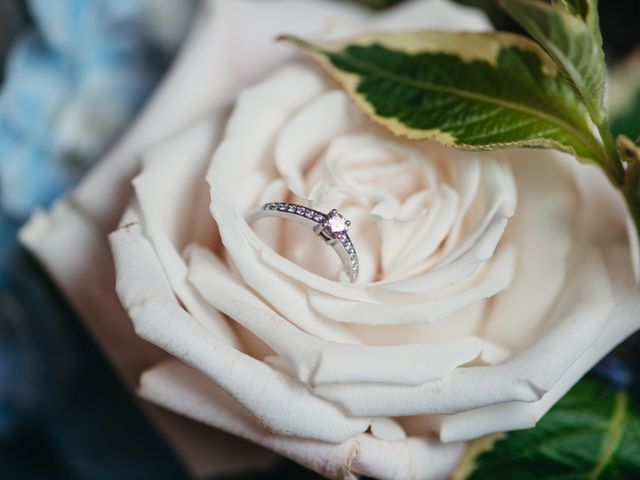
[617,134,640,165]
[276,33,295,43]
[276,34,316,51]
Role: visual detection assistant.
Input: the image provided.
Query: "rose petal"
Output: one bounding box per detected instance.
[139,358,465,480]
[306,245,516,326]
[439,241,640,441]
[563,153,640,286]
[20,1,496,478]
[19,190,261,480]
[311,243,619,417]
[110,218,371,443]
[131,115,238,345]
[482,151,577,348]
[627,214,640,286]
[275,90,364,198]
[383,186,457,277]
[371,0,489,32]
[187,244,483,386]
[379,158,516,294]
[210,64,367,341]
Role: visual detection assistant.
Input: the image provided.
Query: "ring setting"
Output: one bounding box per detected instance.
[315,209,351,239]
[247,202,359,282]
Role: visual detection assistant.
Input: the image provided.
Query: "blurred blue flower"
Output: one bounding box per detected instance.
[593,354,634,391]
[0,1,197,477]
[0,0,196,221]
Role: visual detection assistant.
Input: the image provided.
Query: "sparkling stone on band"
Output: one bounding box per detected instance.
[247,202,359,282]
[325,209,351,236]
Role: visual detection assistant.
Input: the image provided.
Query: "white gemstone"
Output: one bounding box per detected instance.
[326,211,349,235]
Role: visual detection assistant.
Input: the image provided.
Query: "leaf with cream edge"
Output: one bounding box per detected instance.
[500,0,605,125]
[453,376,640,480]
[499,0,622,182]
[281,32,609,165]
[552,0,591,20]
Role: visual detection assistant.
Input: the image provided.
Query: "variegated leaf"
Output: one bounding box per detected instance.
[282,31,607,164]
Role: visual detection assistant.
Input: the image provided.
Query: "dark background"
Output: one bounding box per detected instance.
[1,1,639,479]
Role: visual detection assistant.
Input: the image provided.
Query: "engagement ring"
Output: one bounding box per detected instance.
[247,203,359,282]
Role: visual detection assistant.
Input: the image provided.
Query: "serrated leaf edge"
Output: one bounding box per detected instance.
[501,0,607,127]
[281,33,602,161]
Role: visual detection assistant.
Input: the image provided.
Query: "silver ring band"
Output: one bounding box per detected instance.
[246,202,359,282]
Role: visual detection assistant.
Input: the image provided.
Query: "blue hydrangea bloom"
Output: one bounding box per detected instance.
[0,1,196,477]
[0,0,195,221]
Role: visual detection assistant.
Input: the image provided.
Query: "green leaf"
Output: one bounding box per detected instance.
[453,376,640,480]
[612,90,640,142]
[500,0,607,127]
[617,134,640,166]
[281,31,607,164]
[551,0,589,20]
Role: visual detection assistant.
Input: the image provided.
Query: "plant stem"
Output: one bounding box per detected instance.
[598,123,625,187]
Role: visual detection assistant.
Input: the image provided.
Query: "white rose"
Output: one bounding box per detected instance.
[21,1,640,479]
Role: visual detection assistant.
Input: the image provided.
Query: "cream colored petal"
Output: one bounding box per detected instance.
[220,199,364,342]
[563,152,640,286]
[384,185,458,277]
[483,151,577,349]
[307,246,516,326]
[312,245,619,417]
[320,132,431,216]
[380,159,516,294]
[139,359,465,480]
[377,216,509,295]
[627,214,640,286]
[131,116,238,345]
[371,0,490,32]
[213,62,517,315]
[439,241,640,442]
[440,153,481,252]
[247,211,512,308]
[21,1,494,477]
[275,90,364,197]
[19,196,264,480]
[110,219,371,443]
[187,245,482,387]
[349,300,487,347]
[209,65,370,342]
